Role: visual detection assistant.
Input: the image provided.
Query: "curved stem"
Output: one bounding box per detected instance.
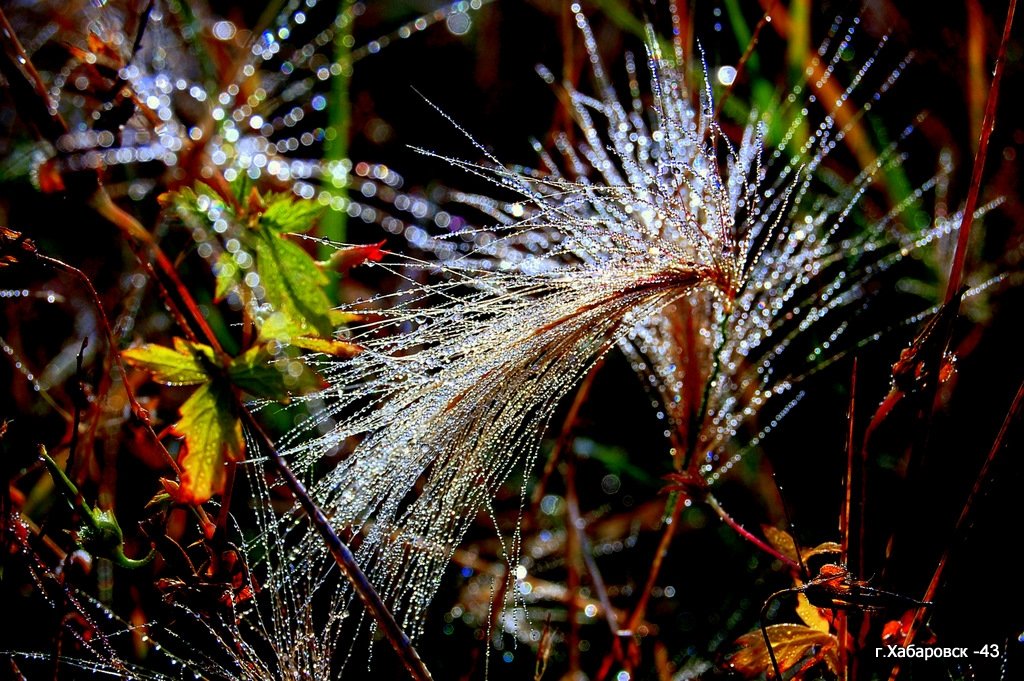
[89,191,228,361]
[707,494,801,571]
[760,588,797,680]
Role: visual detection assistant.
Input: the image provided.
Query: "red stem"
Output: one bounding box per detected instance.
[597,496,686,681]
[839,359,858,681]
[706,495,801,571]
[944,0,1017,303]
[888,378,1024,681]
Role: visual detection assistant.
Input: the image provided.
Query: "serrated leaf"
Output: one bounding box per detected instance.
[260,192,324,234]
[227,345,289,399]
[329,309,363,326]
[230,173,255,207]
[229,344,325,398]
[255,229,335,339]
[288,336,363,358]
[796,593,831,633]
[214,252,240,301]
[763,526,799,562]
[728,624,838,679]
[259,311,301,341]
[174,383,242,504]
[171,337,217,364]
[169,183,230,230]
[123,340,215,385]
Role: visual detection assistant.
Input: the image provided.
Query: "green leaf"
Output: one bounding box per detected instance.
[230,173,255,207]
[227,345,288,399]
[214,251,239,301]
[261,192,324,234]
[174,383,242,504]
[171,337,217,363]
[320,0,354,254]
[123,339,216,385]
[168,183,230,230]
[228,345,326,396]
[572,437,660,486]
[254,228,335,339]
[587,0,676,64]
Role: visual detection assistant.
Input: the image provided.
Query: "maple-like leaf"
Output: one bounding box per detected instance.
[125,338,312,502]
[173,383,242,504]
[254,229,335,339]
[227,344,326,396]
[122,338,215,385]
[728,624,839,679]
[259,191,324,234]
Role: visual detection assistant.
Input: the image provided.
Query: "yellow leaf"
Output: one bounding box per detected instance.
[173,384,242,504]
[805,541,843,560]
[762,527,842,564]
[289,336,363,357]
[796,593,831,633]
[728,624,838,679]
[762,525,798,562]
[123,339,214,385]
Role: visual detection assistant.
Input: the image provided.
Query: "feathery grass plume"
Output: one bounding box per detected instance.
[277,10,964,641]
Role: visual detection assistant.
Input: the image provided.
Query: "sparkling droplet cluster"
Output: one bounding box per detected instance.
[278,11,966,638]
[5,2,989,673]
[12,0,488,236]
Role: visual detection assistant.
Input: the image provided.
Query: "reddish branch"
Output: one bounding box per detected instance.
[596,496,684,681]
[944,0,1018,304]
[891,4,1017,675]
[888,378,1024,681]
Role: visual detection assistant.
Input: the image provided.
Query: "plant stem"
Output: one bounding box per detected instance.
[944,0,1017,304]
[530,361,602,509]
[684,312,731,470]
[320,0,354,282]
[888,377,1024,681]
[706,495,800,570]
[241,411,433,681]
[597,495,685,680]
[713,5,775,121]
[838,359,858,681]
[89,191,228,362]
[36,254,186,477]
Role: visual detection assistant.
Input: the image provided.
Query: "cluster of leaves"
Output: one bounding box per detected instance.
[173,183,352,348]
[122,183,381,503]
[124,337,266,503]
